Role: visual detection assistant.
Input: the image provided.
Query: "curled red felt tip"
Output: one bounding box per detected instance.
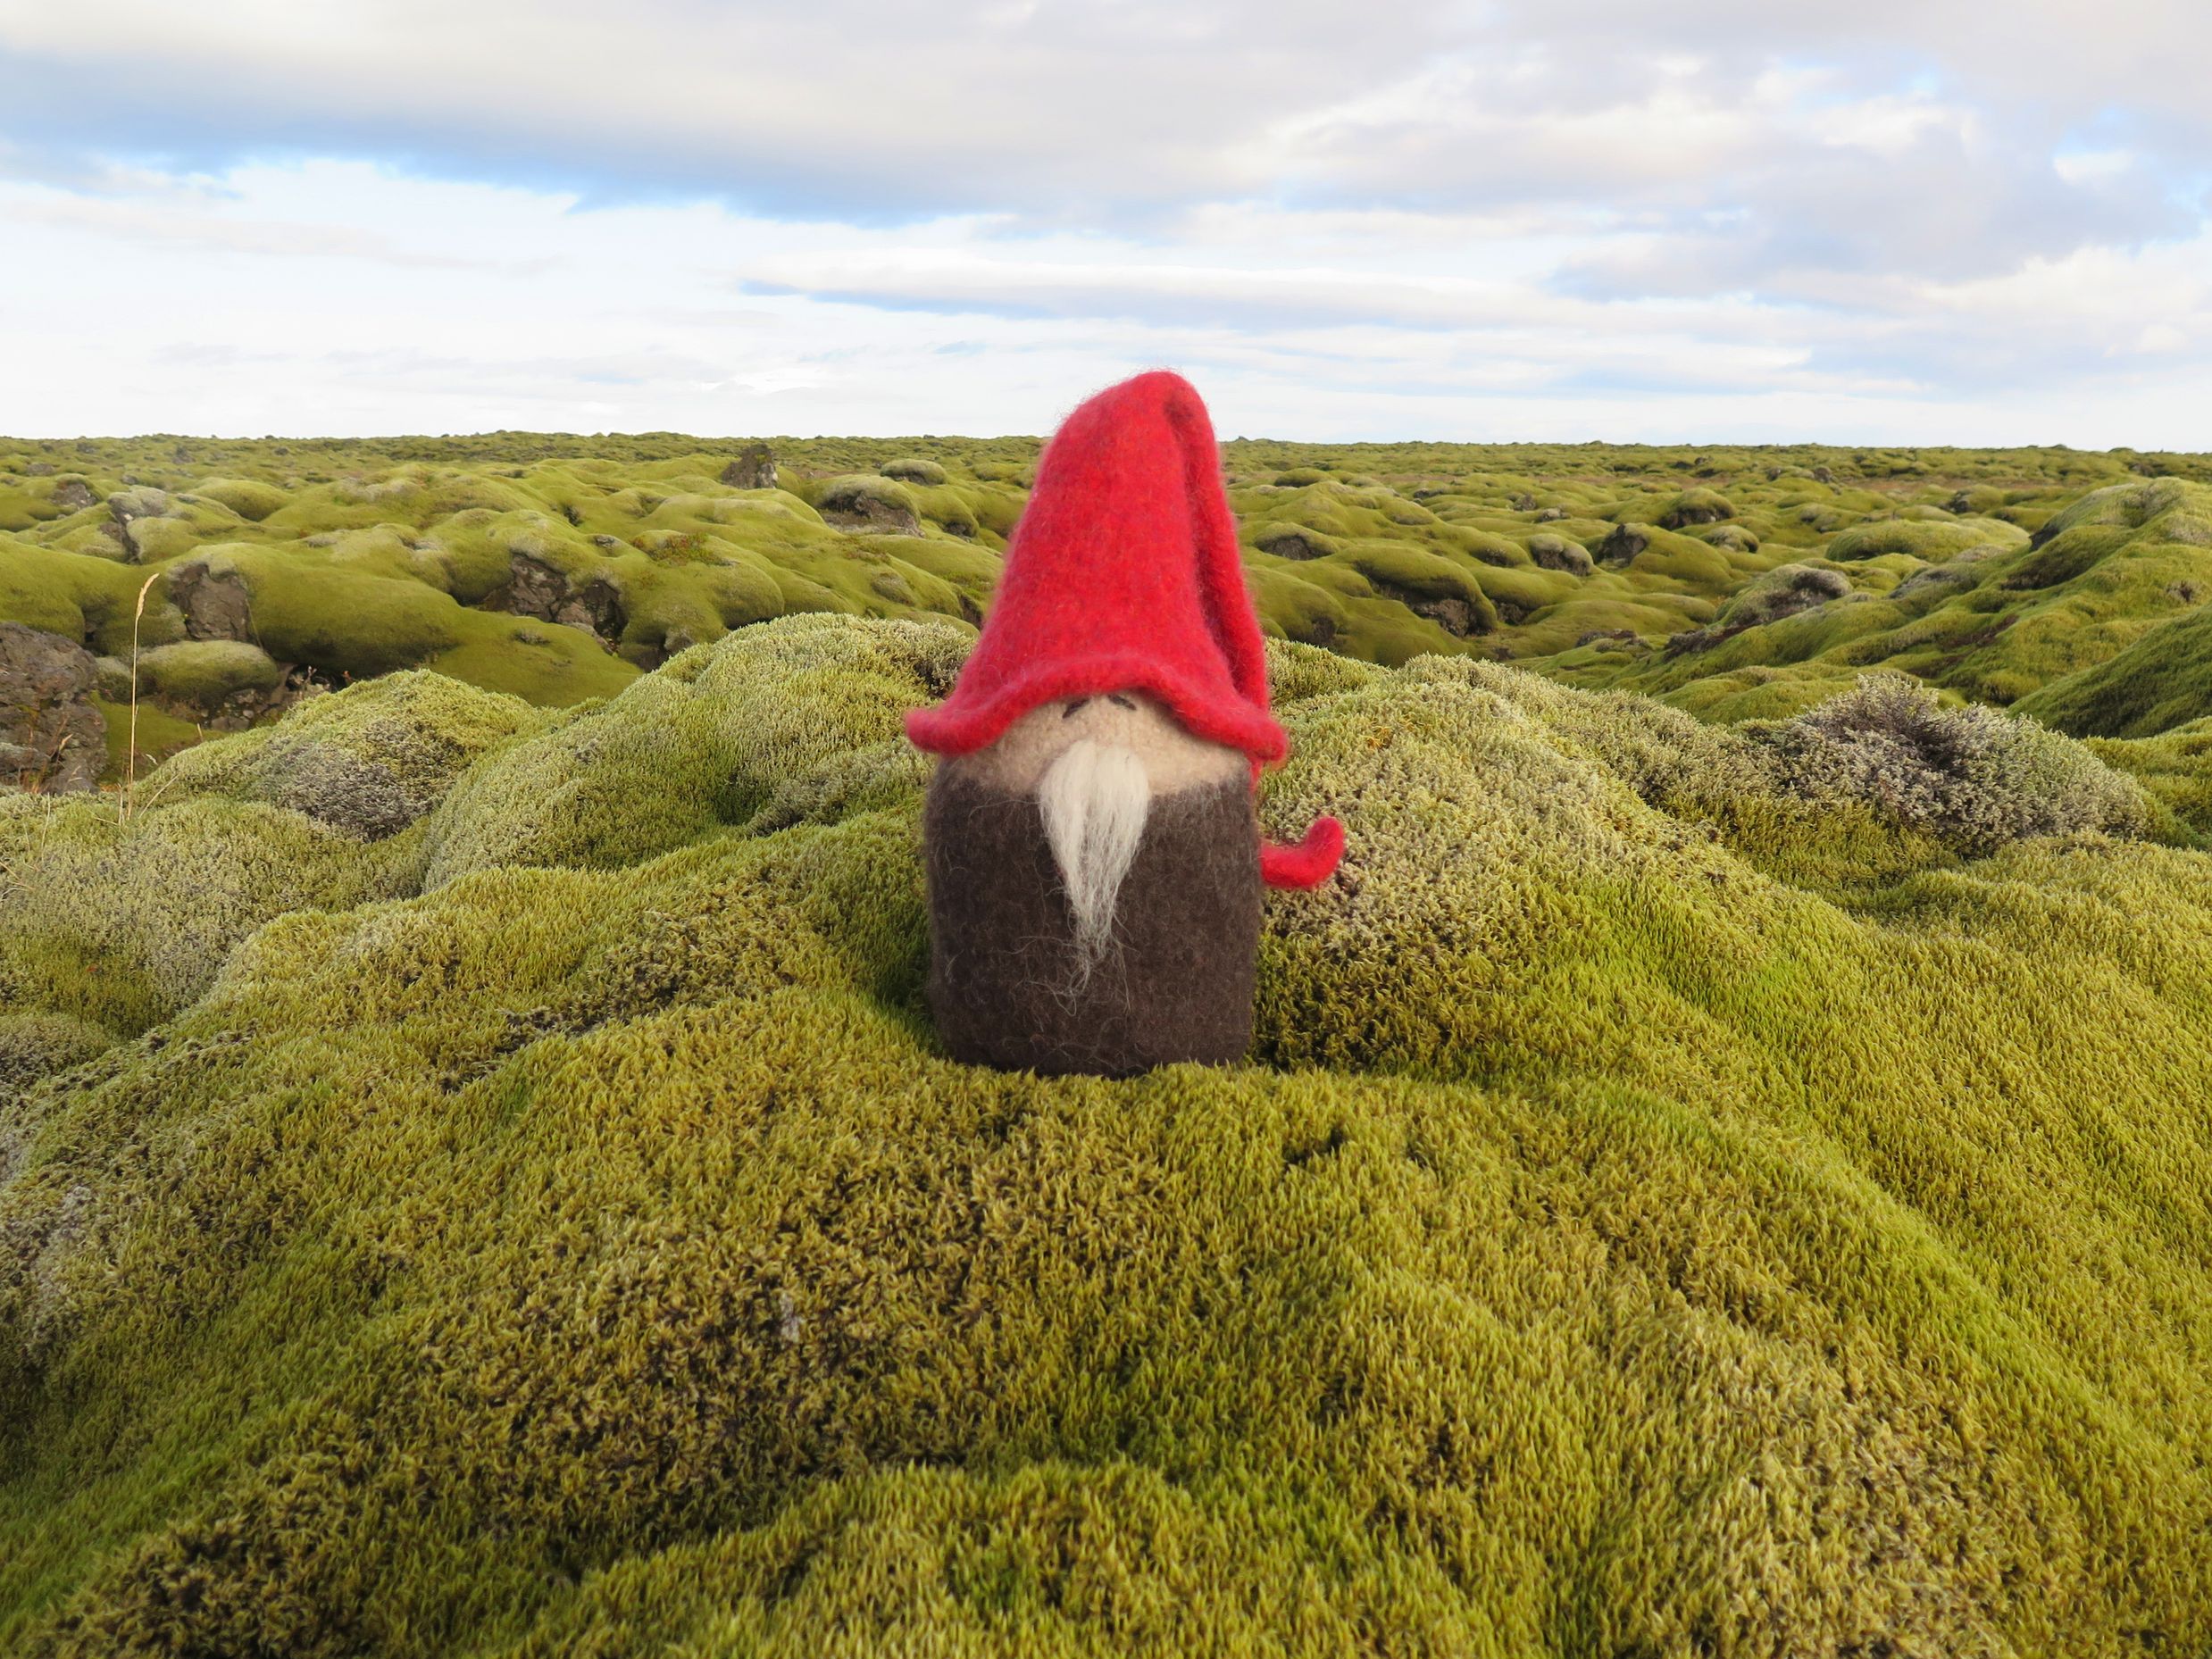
[1260,816,1345,890]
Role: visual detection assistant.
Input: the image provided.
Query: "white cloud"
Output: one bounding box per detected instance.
[2053,149,2136,185]
[0,2,2207,442]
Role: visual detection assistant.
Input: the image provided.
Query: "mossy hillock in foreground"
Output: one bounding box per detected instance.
[4,616,2210,1655]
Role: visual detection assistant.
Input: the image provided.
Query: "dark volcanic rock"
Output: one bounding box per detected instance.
[51,478,96,512]
[1659,495,1732,529]
[720,444,777,491]
[1,623,105,793]
[167,558,256,642]
[1595,524,1651,566]
[1416,596,1482,637]
[104,487,175,561]
[1253,525,1334,561]
[483,552,626,643]
[1530,533,1593,576]
[816,483,923,538]
[1362,577,1492,638]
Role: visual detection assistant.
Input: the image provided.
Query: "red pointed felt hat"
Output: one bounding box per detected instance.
[906,369,1342,888]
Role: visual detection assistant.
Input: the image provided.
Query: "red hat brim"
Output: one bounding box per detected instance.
[905,649,1287,763]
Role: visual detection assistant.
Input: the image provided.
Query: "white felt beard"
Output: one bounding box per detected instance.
[1036,738,1152,980]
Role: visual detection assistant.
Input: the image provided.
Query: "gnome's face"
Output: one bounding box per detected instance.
[955,692,1245,976]
[922,693,1259,1078]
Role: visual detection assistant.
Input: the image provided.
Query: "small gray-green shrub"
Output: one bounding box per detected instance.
[1753,672,2146,851]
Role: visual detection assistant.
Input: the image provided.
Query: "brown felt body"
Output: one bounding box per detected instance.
[922,769,1260,1077]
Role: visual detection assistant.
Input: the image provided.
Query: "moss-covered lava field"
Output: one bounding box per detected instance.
[6,431,2212,790]
[4,431,2211,1654]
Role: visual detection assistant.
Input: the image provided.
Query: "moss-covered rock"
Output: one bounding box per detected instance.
[1824,517,2022,563]
[132,640,286,720]
[1527,532,1592,575]
[152,670,547,841]
[814,476,924,537]
[1250,522,1341,562]
[879,456,948,486]
[1655,486,1734,529]
[1723,563,1850,629]
[188,479,288,523]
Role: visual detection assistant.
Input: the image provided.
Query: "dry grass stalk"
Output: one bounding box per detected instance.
[122,568,161,823]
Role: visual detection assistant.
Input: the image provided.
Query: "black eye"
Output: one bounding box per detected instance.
[1062,698,1089,718]
[1107,693,1136,710]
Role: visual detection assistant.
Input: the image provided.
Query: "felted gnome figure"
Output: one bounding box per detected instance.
[906,370,1343,1077]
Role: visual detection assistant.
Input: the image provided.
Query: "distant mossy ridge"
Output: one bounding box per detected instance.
[4,437,2211,788]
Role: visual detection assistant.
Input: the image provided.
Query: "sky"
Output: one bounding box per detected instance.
[1,0,2208,445]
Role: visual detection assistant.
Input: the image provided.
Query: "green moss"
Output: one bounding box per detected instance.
[879,456,949,486]
[3,618,2210,1655]
[2087,718,2212,838]
[93,696,204,783]
[2030,476,2212,544]
[1824,518,2022,563]
[260,467,545,533]
[0,793,367,1036]
[132,640,284,714]
[188,479,288,522]
[9,433,2209,754]
[421,618,641,708]
[152,671,549,841]
[413,614,958,887]
[3,426,2208,896]
[0,541,173,655]
[0,1010,116,1095]
[2014,605,2212,738]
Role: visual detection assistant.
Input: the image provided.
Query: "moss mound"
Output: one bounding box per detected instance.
[131,639,284,715]
[878,456,949,486]
[188,479,288,523]
[2015,604,2212,738]
[812,475,924,536]
[1824,518,2016,563]
[3,617,2210,1655]
[151,671,550,842]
